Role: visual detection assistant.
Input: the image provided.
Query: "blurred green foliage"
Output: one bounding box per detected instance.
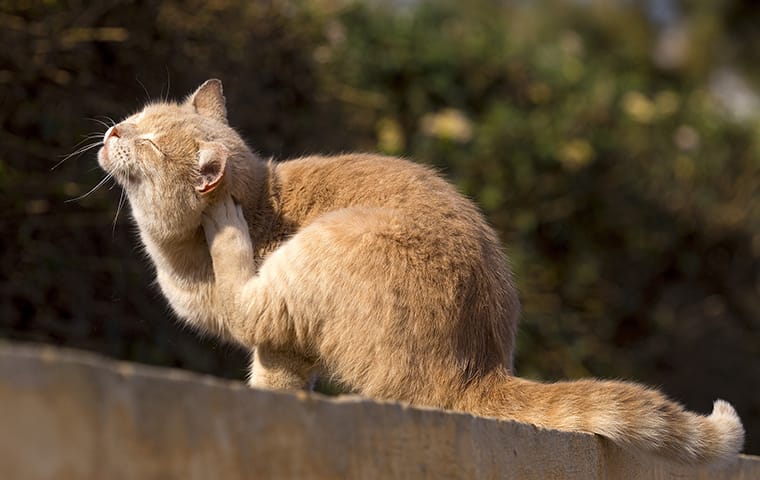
[1,0,758,453]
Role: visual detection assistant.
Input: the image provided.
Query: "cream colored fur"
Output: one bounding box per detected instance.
[98,79,744,463]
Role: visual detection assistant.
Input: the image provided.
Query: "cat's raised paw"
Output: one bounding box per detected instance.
[201,195,252,257]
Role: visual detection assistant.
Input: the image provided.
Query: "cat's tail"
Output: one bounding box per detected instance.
[459,372,744,463]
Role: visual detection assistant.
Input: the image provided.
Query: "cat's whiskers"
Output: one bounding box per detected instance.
[52,118,115,171]
[65,172,114,203]
[75,133,106,143]
[62,134,103,158]
[53,139,104,170]
[136,76,152,104]
[87,117,115,130]
[112,187,127,237]
[163,67,171,103]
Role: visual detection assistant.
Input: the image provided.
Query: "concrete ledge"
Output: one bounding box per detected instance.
[0,342,757,479]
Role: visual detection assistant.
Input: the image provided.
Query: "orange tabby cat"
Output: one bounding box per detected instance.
[98,79,744,463]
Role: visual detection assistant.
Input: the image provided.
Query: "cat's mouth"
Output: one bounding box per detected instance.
[97,126,127,177]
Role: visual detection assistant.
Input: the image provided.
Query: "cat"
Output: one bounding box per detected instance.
[98,79,744,463]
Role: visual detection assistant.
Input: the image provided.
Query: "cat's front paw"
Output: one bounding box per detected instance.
[202,195,254,281]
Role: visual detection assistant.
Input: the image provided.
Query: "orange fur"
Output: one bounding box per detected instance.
[98,79,744,463]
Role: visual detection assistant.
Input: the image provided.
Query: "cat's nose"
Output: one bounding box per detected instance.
[105,125,120,141]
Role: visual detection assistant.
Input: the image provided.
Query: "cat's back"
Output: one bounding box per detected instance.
[270,153,510,293]
[274,153,484,228]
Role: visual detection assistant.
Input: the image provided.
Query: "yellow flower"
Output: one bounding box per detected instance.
[558,139,595,171]
[376,118,405,154]
[622,91,656,124]
[420,109,473,143]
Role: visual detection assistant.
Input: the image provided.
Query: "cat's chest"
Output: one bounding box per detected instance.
[155,270,221,334]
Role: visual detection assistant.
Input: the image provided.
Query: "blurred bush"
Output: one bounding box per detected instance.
[1,0,758,453]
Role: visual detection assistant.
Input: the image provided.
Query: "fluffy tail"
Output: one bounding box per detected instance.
[460,373,744,463]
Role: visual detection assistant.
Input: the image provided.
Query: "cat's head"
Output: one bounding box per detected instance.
[98,79,251,241]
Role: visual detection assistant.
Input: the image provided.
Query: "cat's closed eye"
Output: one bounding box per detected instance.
[136,137,164,156]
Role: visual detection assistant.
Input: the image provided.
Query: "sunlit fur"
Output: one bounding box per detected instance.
[98,79,744,464]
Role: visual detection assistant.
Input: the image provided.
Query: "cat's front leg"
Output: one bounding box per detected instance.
[202,195,257,320]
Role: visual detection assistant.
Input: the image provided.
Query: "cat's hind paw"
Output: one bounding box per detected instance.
[202,195,248,239]
[202,195,254,278]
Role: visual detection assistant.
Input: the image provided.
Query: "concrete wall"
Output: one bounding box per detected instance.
[0,342,757,480]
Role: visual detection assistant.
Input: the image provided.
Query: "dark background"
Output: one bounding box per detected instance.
[1,0,758,454]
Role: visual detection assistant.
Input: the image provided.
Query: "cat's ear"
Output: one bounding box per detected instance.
[195,141,229,194]
[187,79,227,124]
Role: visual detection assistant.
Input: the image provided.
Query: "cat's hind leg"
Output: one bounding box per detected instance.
[248,345,317,391]
[203,196,318,391]
[201,195,256,297]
